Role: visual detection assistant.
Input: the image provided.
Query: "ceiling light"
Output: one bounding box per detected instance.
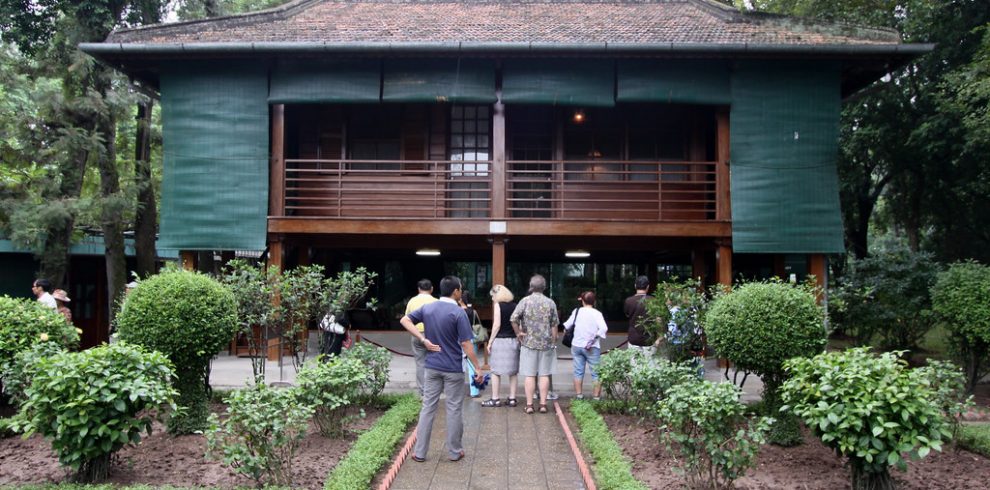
[572,109,586,124]
[565,250,591,258]
[416,248,441,257]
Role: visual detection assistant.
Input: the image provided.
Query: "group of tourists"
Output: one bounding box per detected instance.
[31,278,73,325]
[400,273,659,462]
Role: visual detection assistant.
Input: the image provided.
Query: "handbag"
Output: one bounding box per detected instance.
[561,308,579,348]
[471,310,488,343]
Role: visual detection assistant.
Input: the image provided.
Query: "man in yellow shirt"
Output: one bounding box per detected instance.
[406,278,437,395]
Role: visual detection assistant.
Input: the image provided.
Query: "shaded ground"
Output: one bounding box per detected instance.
[600,411,990,490]
[0,406,384,489]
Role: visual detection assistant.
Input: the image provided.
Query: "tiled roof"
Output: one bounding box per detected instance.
[105,0,901,46]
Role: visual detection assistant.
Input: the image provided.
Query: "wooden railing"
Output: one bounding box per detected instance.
[284,159,493,218]
[280,159,718,221]
[507,160,717,221]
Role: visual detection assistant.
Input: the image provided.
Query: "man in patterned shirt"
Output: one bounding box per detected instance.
[510,274,559,414]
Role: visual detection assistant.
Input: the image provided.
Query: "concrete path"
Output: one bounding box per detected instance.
[389,397,586,490]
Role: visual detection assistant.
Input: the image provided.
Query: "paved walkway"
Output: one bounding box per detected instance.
[390,397,586,490]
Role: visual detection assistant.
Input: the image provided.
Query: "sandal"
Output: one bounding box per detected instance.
[506,398,518,407]
[538,404,548,414]
[481,398,502,408]
[525,405,535,414]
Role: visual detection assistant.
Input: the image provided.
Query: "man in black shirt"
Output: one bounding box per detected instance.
[623,275,656,356]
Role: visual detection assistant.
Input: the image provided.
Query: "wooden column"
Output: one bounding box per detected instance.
[268,239,284,272]
[492,89,506,218]
[808,253,827,298]
[492,237,506,287]
[716,242,732,287]
[266,238,284,361]
[269,104,286,218]
[180,251,197,271]
[716,110,731,221]
[692,250,707,286]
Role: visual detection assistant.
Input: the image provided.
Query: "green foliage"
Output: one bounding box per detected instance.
[340,341,391,398]
[115,268,237,433]
[629,358,700,416]
[570,399,648,490]
[218,259,278,383]
[931,261,990,391]
[324,393,420,490]
[917,359,974,441]
[657,380,772,489]
[9,343,177,482]
[781,348,951,489]
[705,281,827,388]
[597,348,639,404]
[0,294,79,376]
[295,356,370,437]
[206,384,314,488]
[1,341,65,407]
[834,247,939,350]
[957,423,990,458]
[643,278,709,363]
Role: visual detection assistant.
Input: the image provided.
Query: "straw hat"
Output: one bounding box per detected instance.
[52,289,71,303]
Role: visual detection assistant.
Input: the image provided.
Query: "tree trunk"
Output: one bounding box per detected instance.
[852,465,895,490]
[133,100,157,278]
[94,73,127,324]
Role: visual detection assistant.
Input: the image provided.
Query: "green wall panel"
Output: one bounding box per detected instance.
[383,58,496,103]
[160,62,269,251]
[269,59,381,103]
[617,60,731,105]
[730,61,845,254]
[502,59,615,107]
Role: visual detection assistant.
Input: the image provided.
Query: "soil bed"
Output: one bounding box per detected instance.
[0,405,385,489]
[600,411,990,490]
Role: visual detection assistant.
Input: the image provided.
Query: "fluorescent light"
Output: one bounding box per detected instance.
[565,250,591,258]
[416,248,441,257]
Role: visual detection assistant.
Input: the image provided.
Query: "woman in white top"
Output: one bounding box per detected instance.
[562,291,608,399]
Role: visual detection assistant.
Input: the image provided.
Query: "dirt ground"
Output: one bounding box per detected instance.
[600,411,990,490]
[0,406,384,489]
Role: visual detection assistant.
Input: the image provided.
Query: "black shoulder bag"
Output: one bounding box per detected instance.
[561,308,580,348]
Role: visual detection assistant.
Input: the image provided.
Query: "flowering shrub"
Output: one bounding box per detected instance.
[9,343,176,482]
[0,295,79,397]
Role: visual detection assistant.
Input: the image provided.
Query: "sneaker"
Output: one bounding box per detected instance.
[547,391,559,401]
[575,394,584,400]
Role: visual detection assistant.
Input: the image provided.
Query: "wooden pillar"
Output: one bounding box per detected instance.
[808,253,827,297]
[492,237,506,287]
[692,249,707,286]
[716,110,731,221]
[269,104,286,218]
[266,238,284,361]
[180,251,197,271]
[268,239,284,272]
[716,242,732,287]
[492,88,506,219]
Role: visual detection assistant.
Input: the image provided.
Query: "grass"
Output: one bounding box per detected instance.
[957,422,990,458]
[323,393,420,490]
[570,399,648,490]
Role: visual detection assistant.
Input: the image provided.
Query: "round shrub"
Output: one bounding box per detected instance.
[10,342,176,482]
[930,261,990,391]
[0,295,79,397]
[295,356,370,437]
[781,348,950,490]
[705,281,826,445]
[115,268,237,433]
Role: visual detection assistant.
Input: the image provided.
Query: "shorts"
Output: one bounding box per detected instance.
[518,345,556,377]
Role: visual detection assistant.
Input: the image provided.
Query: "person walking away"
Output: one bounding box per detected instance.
[318,307,350,358]
[32,278,57,310]
[459,291,484,398]
[511,274,559,414]
[563,291,608,399]
[406,279,437,395]
[401,276,484,462]
[624,275,657,356]
[52,289,73,325]
[482,285,520,407]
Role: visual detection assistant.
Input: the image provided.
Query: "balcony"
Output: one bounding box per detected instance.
[279,158,718,221]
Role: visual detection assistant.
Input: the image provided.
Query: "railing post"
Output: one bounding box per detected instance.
[269,104,285,218]
[716,110,731,221]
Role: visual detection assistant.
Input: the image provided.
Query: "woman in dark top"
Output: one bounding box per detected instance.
[482,284,520,407]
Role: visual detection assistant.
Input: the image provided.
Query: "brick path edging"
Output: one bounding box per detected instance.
[376,428,418,490]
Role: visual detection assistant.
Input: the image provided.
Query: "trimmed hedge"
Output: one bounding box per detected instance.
[323,393,420,490]
[958,423,990,458]
[571,400,648,490]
